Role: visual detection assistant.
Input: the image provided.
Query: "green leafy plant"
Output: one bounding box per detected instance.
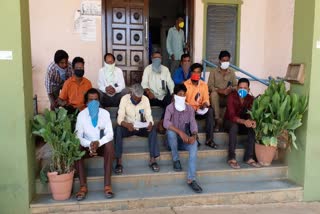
[249,80,308,149]
[32,108,85,182]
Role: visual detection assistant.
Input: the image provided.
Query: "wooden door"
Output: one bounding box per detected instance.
[104,0,149,86]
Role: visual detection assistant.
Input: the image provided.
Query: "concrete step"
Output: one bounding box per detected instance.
[30,179,302,213]
[35,157,287,194]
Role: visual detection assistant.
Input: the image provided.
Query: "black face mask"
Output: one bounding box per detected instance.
[74,69,84,77]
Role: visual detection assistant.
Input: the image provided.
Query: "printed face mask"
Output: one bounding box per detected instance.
[238,88,248,98]
[74,69,84,77]
[152,58,162,73]
[174,95,186,112]
[179,22,185,28]
[220,61,230,70]
[87,100,100,127]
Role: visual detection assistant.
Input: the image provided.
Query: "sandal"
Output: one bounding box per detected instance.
[104,185,114,199]
[228,159,240,169]
[246,159,262,168]
[149,162,160,172]
[114,164,123,175]
[205,139,218,149]
[75,185,88,201]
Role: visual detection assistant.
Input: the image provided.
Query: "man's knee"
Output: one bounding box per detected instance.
[229,122,239,133]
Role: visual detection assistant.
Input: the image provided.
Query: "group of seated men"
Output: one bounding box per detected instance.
[44,49,261,201]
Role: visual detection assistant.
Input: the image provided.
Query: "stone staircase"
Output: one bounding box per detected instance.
[30,107,303,213]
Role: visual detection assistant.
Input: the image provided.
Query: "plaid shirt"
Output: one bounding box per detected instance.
[45,62,73,94]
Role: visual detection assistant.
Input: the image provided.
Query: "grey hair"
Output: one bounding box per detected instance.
[129,84,144,97]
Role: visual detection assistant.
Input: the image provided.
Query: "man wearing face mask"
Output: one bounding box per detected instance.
[141,51,174,133]
[224,78,261,169]
[75,88,115,201]
[98,53,126,107]
[184,63,217,149]
[166,16,187,74]
[208,50,237,132]
[114,84,160,174]
[57,57,92,113]
[45,49,73,110]
[172,54,192,84]
[163,84,202,193]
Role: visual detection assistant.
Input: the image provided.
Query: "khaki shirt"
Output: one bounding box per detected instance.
[117,94,154,125]
[207,67,237,93]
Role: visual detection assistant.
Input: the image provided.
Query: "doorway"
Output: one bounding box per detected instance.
[103,0,193,86]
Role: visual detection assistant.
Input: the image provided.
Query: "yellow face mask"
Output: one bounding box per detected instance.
[179,22,185,29]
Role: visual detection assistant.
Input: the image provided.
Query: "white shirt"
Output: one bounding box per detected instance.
[75,108,114,148]
[141,64,174,101]
[97,66,126,96]
[117,94,154,126]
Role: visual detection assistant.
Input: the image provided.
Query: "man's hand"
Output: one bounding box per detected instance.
[200,103,209,110]
[179,131,189,144]
[56,98,67,107]
[244,119,254,128]
[147,122,153,132]
[251,120,257,129]
[106,85,116,95]
[126,122,135,132]
[187,135,197,144]
[171,54,175,61]
[90,141,99,156]
[146,90,155,100]
[225,87,232,95]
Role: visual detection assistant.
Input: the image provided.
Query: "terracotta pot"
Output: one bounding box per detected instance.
[47,170,74,200]
[255,143,277,166]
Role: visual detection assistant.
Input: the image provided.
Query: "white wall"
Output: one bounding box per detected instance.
[194,0,294,95]
[29,0,102,111]
[30,0,294,112]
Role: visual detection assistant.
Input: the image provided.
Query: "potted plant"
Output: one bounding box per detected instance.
[32,108,85,200]
[249,80,308,166]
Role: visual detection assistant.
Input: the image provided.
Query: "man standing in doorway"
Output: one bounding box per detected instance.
[166,16,186,74]
[45,50,73,110]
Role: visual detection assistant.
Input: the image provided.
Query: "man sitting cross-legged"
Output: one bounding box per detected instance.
[114,84,160,174]
[75,88,115,201]
[224,78,261,169]
[163,84,203,193]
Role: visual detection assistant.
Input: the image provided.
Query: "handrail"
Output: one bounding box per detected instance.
[203,59,270,86]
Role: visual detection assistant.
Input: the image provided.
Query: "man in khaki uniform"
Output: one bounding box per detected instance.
[208,51,237,131]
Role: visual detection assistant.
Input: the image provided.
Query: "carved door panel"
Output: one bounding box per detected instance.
[105,0,149,86]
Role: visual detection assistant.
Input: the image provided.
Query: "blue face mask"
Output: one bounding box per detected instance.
[57,66,67,81]
[130,96,141,105]
[152,58,161,73]
[87,100,100,127]
[238,89,248,98]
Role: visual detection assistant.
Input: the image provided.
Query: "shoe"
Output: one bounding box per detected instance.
[188,180,203,193]
[173,160,182,171]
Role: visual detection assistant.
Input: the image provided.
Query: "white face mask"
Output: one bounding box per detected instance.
[104,62,115,73]
[174,95,186,112]
[220,61,230,70]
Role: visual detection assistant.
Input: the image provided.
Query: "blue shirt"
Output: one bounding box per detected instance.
[172,67,204,85]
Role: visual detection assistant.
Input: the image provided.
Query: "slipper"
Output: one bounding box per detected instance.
[246,160,262,168]
[149,162,160,172]
[205,139,218,149]
[114,164,123,175]
[104,185,114,199]
[228,159,240,169]
[75,186,88,201]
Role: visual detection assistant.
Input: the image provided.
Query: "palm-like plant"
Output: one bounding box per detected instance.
[249,80,308,149]
[32,108,85,181]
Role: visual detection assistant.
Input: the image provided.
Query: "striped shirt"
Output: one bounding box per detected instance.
[45,62,73,94]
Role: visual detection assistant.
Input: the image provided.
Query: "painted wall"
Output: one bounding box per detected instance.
[30,0,294,112]
[0,0,35,213]
[289,0,320,201]
[195,0,294,95]
[29,0,102,112]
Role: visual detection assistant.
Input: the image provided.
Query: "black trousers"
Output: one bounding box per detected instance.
[195,107,215,141]
[224,120,256,162]
[145,89,172,119]
[114,125,160,159]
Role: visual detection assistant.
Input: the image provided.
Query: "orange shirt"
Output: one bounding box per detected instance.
[184,79,210,111]
[59,76,92,110]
